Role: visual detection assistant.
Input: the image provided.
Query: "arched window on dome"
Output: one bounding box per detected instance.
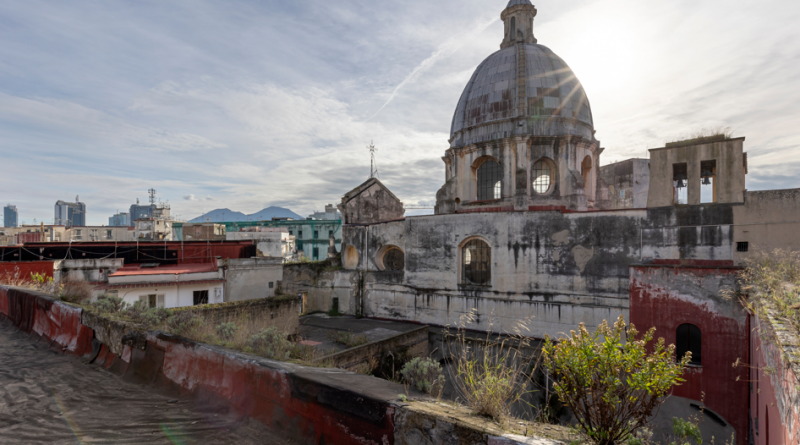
[581,155,593,197]
[510,17,516,40]
[532,159,555,194]
[477,160,502,201]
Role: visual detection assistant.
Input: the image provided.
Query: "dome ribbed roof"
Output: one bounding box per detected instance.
[449,44,594,148]
[506,0,533,7]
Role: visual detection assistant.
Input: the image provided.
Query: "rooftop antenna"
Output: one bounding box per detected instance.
[148,188,157,205]
[368,141,379,179]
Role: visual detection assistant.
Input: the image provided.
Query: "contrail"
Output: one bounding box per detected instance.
[368,14,498,121]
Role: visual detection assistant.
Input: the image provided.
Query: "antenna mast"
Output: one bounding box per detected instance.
[368,141,379,179]
[148,188,157,205]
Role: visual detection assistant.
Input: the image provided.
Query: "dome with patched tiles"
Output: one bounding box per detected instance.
[449,1,594,148]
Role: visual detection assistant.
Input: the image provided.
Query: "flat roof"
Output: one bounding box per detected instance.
[109,262,218,277]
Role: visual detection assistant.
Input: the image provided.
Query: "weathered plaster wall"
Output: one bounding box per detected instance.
[343,205,736,337]
[597,158,650,209]
[749,308,800,445]
[733,189,800,264]
[282,263,359,314]
[223,257,283,302]
[342,179,405,225]
[629,265,747,445]
[647,138,745,207]
[54,258,124,283]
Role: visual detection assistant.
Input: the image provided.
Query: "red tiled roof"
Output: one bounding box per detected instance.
[96,279,225,290]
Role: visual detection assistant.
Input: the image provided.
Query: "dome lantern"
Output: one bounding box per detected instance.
[501,0,538,49]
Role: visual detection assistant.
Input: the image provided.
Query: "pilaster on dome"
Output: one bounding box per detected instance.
[500,1,537,49]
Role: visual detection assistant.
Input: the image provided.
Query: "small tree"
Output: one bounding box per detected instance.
[543,315,690,445]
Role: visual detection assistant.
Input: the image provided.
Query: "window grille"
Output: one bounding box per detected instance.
[384,249,405,271]
[532,160,552,194]
[269,282,274,289]
[462,239,491,285]
[477,160,502,201]
[737,242,749,252]
[676,323,701,365]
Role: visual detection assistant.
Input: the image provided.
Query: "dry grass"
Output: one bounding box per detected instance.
[157,307,331,367]
[445,310,540,425]
[327,330,369,348]
[59,279,93,303]
[666,125,734,144]
[724,249,800,333]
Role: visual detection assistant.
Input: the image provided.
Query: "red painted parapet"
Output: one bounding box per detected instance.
[629,265,749,445]
[0,286,93,356]
[749,313,800,445]
[148,333,397,444]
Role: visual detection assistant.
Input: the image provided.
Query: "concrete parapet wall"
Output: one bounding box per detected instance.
[318,326,428,371]
[172,296,300,336]
[0,286,558,445]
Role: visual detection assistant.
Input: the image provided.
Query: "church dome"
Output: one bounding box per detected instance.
[449,2,594,148]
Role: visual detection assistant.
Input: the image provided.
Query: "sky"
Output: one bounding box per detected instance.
[1,0,799,225]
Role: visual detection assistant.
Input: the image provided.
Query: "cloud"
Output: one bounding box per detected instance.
[1,0,800,225]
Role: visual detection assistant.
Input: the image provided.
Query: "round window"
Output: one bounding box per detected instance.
[532,160,553,194]
[383,248,405,271]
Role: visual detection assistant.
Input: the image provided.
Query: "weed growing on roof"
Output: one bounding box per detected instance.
[89,294,128,314]
[216,322,238,341]
[445,309,540,424]
[327,330,369,348]
[400,357,445,398]
[58,279,94,304]
[723,249,800,333]
[247,327,293,360]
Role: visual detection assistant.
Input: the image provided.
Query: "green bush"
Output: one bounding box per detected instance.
[543,315,690,445]
[90,294,128,314]
[216,322,238,341]
[400,357,445,397]
[166,311,201,335]
[123,301,171,327]
[247,327,293,360]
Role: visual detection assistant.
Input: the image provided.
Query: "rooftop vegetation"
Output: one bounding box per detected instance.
[665,125,734,148]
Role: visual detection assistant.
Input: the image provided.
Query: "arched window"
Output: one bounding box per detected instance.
[510,17,516,39]
[462,239,491,285]
[532,159,554,194]
[477,160,502,201]
[383,248,404,271]
[676,323,701,365]
[581,156,592,189]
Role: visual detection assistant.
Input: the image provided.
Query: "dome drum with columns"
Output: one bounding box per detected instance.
[436,0,602,215]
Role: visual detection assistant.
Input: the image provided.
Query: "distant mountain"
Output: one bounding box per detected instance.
[189,207,303,223]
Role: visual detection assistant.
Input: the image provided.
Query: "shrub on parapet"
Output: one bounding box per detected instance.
[216,322,238,341]
[247,327,293,360]
[543,315,690,445]
[401,357,445,397]
[58,279,94,304]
